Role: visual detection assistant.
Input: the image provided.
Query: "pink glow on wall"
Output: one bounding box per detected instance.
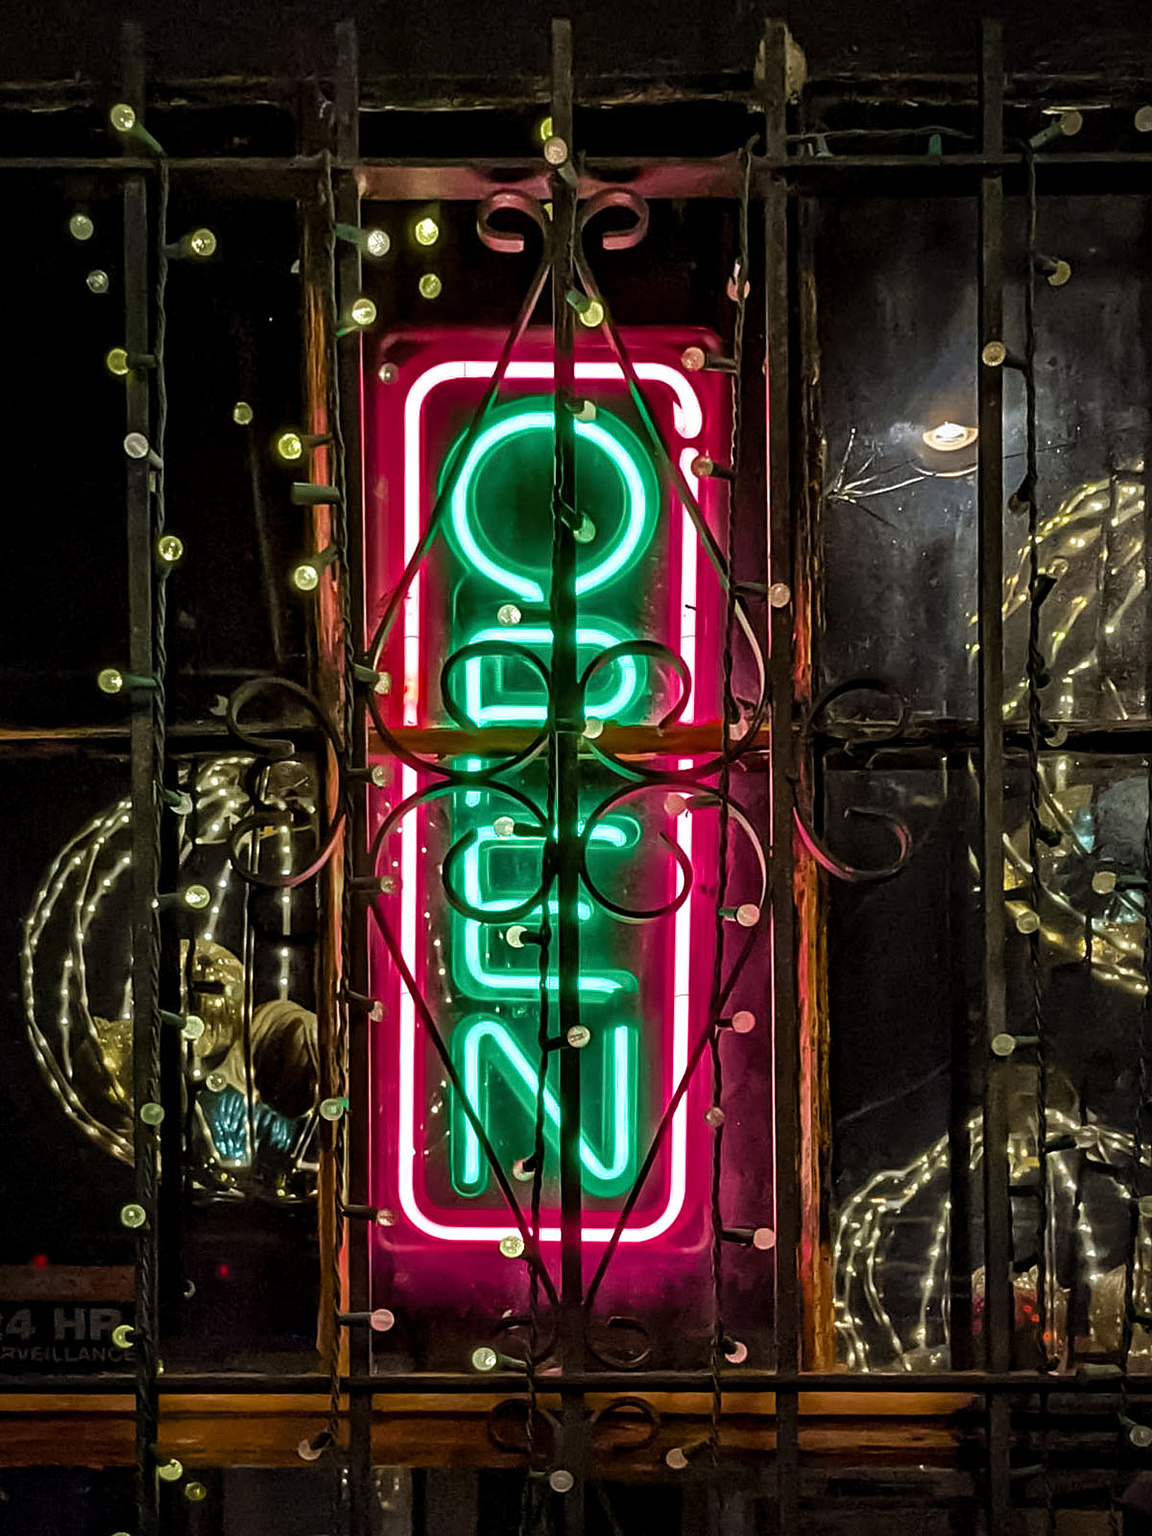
[363,328,730,1260]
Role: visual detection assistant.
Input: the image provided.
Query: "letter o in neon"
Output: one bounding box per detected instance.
[446,400,659,602]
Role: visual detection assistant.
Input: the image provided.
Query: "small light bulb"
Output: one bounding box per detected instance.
[413,217,440,247]
[378,361,398,383]
[365,228,391,257]
[1013,906,1040,935]
[124,432,151,460]
[578,298,605,328]
[549,1471,575,1495]
[418,273,442,300]
[187,228,217,258]
[734,903,760,928]
[319,1097,347,1121]
[109,103,137,133]
[724,1338,749,1365]
[183,884,211,911]
[292,562,320,592]
[184,1483,208,1503]
[1132,1423,1152,1450]
[296,1436,326,1462]
[566,1025,591,1049]
[536,115,554,143]
[156,534,184,565]
[232,400,253,425]
[111,1324,135,1348]
[499,1233,525,1259]
[752,1226,776,1250]
[204,1071,226,1092]
[156,1457,183,1483]
[69,211,94,241]
[369,1308,395,1332]
[732,1010,756,1034]
[120,1203,147,1230]
[494,816,515,838]
[991,1032,1018,1058]
[506,926,526,949]
[139,1102,165,1126]
[1092,870,1117,894]
[86,269,110,293]
[105,347,130,377]
[375,1207,396,1227]
[97,667,125,695]
[181,1014,205,1041]
[370,764,389,788]
[705,1106,725,1128]
[471,1345,499,1372]
[681,345,706,372]
[277,431,304,461]
[573,515,596,544]
[350,296,377,327]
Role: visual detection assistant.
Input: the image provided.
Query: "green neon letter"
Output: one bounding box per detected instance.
[452,1016,638,1197]
[445,402,659,601]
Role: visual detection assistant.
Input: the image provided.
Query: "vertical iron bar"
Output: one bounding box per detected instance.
[333,20,374,1536]
[122,21,159,1536]
[550,16,586,1532]
[763,16,801,1535]
[947,750,974,1369]
[978,15,1012,1535]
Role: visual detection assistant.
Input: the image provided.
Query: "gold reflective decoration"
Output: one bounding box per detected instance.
[92,1017,133,1102]
[184,940,245,1061]
[998,466,1150,995]
[23,755,322,1196]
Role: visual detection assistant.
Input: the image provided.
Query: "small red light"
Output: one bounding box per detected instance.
[29,1253,49,1270]
[216,1263,231,1281]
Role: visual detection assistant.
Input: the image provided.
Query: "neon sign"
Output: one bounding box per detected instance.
[365,330,731,1263]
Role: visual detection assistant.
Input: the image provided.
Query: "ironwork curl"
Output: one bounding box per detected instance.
[576,187,651,252]
[226,675,341,763]
[576,778,766,926]
[440,640,553,731]
[793,678,914,885]
[223,677,342,889]
[577,639,692,731]
[587,1395,661,1450]
[490,1308,559,1369]
[485,1397,560,1457]
[477,190,555,256]
[441,826,553,926]
[578,791,693,925]
[367,777,547,876]
[583,1314,653,1370]
[362,678,551,786]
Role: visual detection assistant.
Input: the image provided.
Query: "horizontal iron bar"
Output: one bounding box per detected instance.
[2,1371,1151,1396]
[371,722,769,758]
[4,150,1152,201]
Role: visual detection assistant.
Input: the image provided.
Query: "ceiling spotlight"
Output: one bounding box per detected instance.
[921,422,978,453]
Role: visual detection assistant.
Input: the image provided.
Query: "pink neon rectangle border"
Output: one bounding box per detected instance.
[384,352,711,1244]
